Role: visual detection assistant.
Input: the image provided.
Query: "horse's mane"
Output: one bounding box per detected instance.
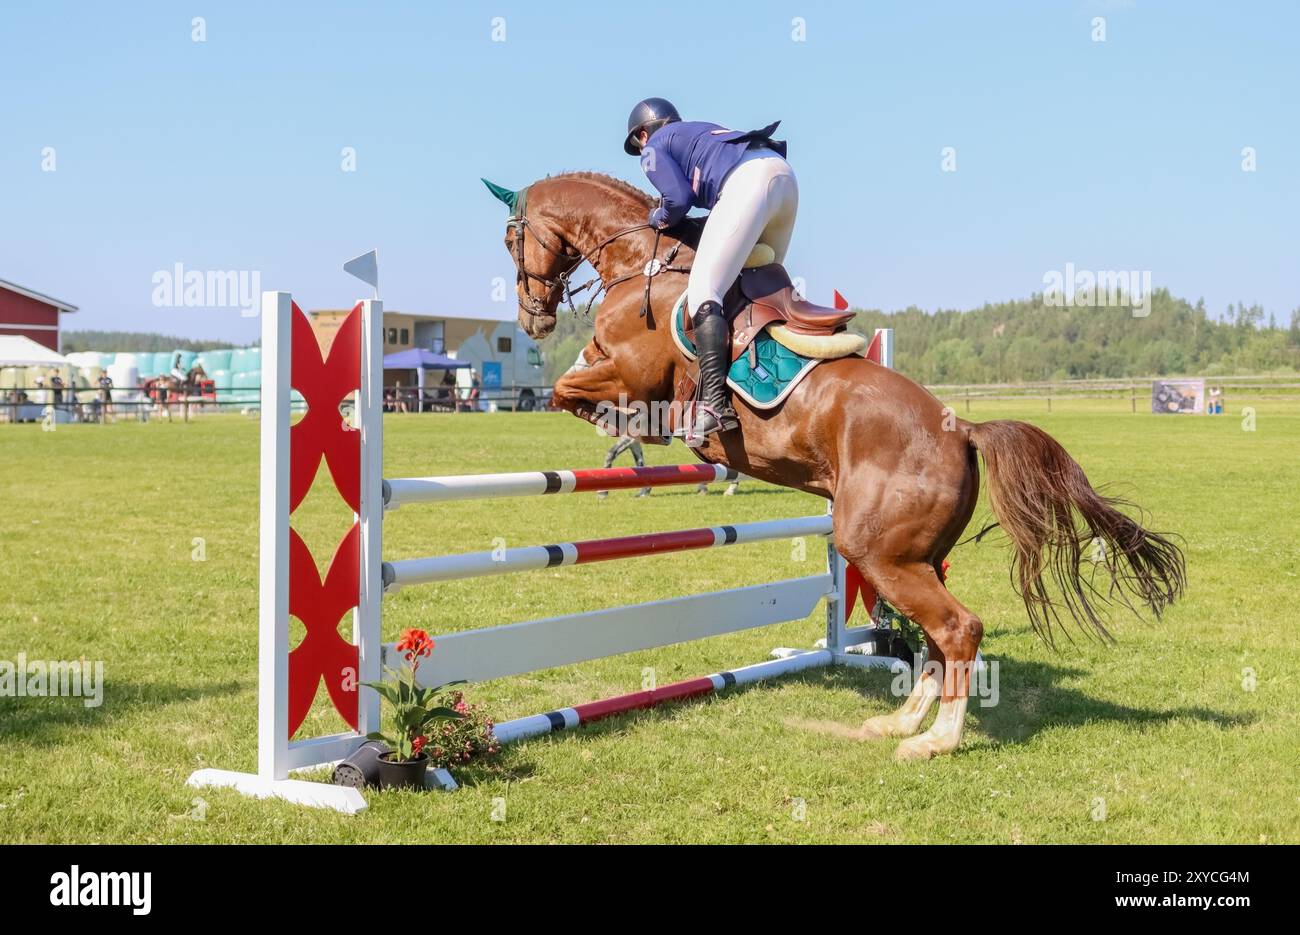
[547,171,654,209]
[541,171,704,246]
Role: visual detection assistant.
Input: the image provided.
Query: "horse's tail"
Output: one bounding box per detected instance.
[967,419,1185,645]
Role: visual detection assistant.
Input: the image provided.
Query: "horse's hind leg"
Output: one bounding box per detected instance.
[792,551,954,742]
[867,560,983,760]
[851,628,941,739]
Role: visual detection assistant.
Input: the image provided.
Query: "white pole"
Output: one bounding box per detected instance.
[258,292,293,782]
[355,300,384,741]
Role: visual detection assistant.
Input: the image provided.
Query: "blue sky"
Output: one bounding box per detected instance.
[2,1,1295,343]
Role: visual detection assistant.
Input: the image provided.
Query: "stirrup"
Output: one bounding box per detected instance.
[682,403,738,447]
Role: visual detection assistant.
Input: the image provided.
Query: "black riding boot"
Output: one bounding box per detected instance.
[686,301,739,444]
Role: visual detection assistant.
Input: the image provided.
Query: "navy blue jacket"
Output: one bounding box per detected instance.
[640,120,787,228]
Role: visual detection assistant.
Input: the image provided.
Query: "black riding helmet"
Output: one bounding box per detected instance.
[624,97,681,155]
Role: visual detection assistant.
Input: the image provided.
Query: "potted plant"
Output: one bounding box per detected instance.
[363,628,462,790]
[423,691,501,771]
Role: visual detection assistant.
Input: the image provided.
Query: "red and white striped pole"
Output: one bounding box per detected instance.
[491,650,856,745]
[383,514,832,591]
[385,463,738,508]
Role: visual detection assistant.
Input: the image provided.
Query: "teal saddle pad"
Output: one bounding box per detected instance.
[672,294,819,409]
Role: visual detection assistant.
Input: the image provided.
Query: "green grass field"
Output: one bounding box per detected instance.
[2,401,1297,843]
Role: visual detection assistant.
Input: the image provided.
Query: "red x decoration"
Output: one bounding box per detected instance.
[287,525,360,735]
[288,301,362,513]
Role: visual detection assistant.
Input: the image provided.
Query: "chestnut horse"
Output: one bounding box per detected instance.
[489,171,1185,759]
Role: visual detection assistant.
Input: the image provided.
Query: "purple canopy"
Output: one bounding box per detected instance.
[382,348,470,370]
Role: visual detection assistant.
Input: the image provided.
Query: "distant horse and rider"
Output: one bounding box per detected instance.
[481,98,1185,759]
[143,354,207,419]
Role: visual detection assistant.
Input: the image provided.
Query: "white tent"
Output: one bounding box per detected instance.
[0,335,70,367]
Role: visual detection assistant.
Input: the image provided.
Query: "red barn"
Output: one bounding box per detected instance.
[0,279,79,352]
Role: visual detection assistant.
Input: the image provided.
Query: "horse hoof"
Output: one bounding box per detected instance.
[894,738,937,761]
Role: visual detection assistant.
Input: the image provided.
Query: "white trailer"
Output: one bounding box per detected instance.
[448,322,549,411]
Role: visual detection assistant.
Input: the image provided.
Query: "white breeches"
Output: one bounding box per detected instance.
[687,148,798,315]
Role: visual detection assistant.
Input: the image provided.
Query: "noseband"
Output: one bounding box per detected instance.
[506,192,689,325]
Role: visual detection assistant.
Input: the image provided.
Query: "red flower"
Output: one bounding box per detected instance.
[412,734,428,755]
[396,628,435,663]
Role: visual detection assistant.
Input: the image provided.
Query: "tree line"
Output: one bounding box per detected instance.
[541,289,1300,385]
[62,330,247,354]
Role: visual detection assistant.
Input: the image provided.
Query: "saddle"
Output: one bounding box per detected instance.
[662,263,862,430]
[682,264,856,366]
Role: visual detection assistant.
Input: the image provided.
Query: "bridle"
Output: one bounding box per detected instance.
[506,211,585,324]
[506,190,690,325]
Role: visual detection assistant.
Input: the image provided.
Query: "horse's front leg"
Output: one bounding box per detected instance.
[552,341,669,442]
[552,342,629,425]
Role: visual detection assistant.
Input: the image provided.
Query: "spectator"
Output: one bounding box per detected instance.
[436,370,456,410]
[597,437,652,500]
[697,477,741,496]
[49,371,65,409]
[98,370,115,422]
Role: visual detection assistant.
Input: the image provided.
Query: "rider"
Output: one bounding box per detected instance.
[624,97,797,441]
[170,353,187,383]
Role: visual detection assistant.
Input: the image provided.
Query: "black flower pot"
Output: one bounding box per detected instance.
[332,740,391,789]
[375,752,429,791]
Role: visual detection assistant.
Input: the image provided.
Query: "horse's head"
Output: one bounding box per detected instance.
[483,177,577,340]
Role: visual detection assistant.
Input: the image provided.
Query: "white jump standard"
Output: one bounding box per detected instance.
[188,291,900,814]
